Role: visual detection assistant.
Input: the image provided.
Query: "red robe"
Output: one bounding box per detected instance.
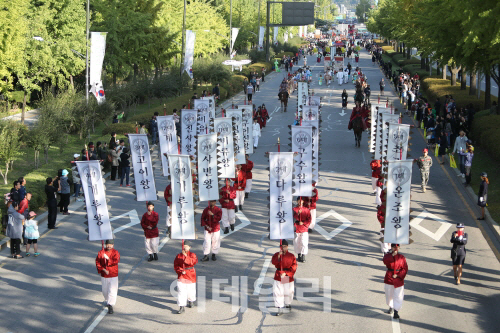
[293,206,311,233]
[174,251,198,283]
[219,185,237,209]
[254,112,264,129]
[141,211,159,238]
[95,248,120,278]
[232,170,247,191]
[261,108,269,127]
[299,189,318,210]
[348,107,368,130]
[201,206,222,232]
[377,204,386,228]
[164,184,172,207]
[383,253,408,288]
[370,160,381,178]
[271,251,297,282]
[242,160,254,180]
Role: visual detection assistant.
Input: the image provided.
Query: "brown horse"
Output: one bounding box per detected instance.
[352,117,363,147]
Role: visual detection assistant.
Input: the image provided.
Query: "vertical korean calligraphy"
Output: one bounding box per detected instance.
[239,105,254,155]
[157,115,178,176]
[302,119,320,183]
[387,123,410,161]
[197,133,219,201]
[225,109,245,164]
[76,160,113,241]
[215,118,236,178]
[128,134,158,201]
[168,155,196,240]
[291,125,313,196]
[181,109,198,156]
[380,113,400,162]
[384,160,413,244]
[269,152,295,240]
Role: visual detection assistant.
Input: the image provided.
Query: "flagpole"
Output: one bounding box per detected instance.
[86,0,89,105]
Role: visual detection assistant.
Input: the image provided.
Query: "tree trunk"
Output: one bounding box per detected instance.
[450,66,458,86]
[133,64,139,83]
[1,162,9,184]
[21,91,27,125]
[70,75,74,89]
[44,145,49,164]
[469,71,477,95]
[485,72,491,109]
[394,41,398,52]
[425,58,430,71]
[421,57,426,69]
[155,66,159,79]
[406,46,411,59]
[442,65,447,80]
[460,67,467,90]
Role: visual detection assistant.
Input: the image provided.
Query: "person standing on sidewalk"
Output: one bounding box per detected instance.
[459,145,474,185]
[414,149,432,193]
[452,130,468,177]
[450,223,468,285]
[477,172,489,220]
[95,239,120,314]
[141,202,160,262]
[379,78,385,96]
[119,148,131,186]
[7,201,25,259]
[174,241,198,314]
[45,177,60,229]
[150,112,159,146]
[247,83,254,103]
[59,170,71,215]
[17,192,31,245]
[383,244,408,319]
[24,211,40,257]
[109,143,119,181]
[201,200,222,262]
[272,239,297,316]
[72,154,82,199]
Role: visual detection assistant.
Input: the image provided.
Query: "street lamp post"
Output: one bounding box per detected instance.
[180,0,187,77]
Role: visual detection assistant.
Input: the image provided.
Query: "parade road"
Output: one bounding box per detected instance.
[1,49,500,333]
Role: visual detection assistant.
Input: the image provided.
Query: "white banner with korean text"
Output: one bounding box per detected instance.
[215,118,235,178]
[384,160,412,245]
[76,161,113,241]
[198,97,215,119]
[157,116,178,176]
[380,113,400,162]
[128,134,157,201]
[239,105,254,155]
[302,105,319,121]
[197,133,219,201]
[302,119,320,183]
[169,155,196,239]
[291,126,313,196]
[387,123,410,161]
[225,109,245,164]
[374,108,389,160]
[269,152,295,240]
[181,109,197,156]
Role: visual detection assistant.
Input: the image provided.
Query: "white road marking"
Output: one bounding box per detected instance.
[111,210,140,234]
[391,317,401,333]
[253,257,272,295]
[410,210,453,241]
[339,109,346,116]
[220,211,251,239]
[84,307,108,333]
[314,209,352,240]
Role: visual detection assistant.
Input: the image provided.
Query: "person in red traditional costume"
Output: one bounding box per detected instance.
[272,239,297,316]
[348,101,369,130]
[370,160,382,194]
[260,104,269,127]
[383,244,408,319]
[219,179,237,234]
[242,154,254,198]
[233,164,247,211]
[293,197,311,262]
[95,239,120,314]
[201,200,222,262]
[164,183,172,236]
[299,182,319,233]
[141,201,159,262]
[174,241,198,314]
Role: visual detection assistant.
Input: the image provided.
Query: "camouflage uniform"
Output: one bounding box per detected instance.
[416,155,433,192]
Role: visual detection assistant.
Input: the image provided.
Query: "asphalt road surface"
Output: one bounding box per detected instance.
[1,50,500,333]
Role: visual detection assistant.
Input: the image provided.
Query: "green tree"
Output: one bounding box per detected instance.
[0,120,23,184]
[355,0,371,23]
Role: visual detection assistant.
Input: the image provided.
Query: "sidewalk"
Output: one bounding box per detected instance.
[2,108,40,127]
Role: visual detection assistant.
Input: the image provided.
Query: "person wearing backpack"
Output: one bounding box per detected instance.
[6,201,25,259]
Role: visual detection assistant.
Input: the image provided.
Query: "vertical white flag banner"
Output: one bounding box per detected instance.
[128,134,157,201]
[196,110,210,135]
[291,126,313,196]
[380,113,400,162]
[384,160,413,245]
[89,32,107,104]
[225,109,245,164]
[302,105,319,120]
[387,123,410,161]
[197,133,219,201]
[273,27,279,45]
[258,26,265,50]
[76,161,113,241]
[304,26,308,36]
[169,155,196,240]
[215,118,235,178]
[297,82,308,115]
[374,109,389,160]
[199,96,215,119]
[181,109,197,156]
[308,96,321,108]
[269,152,295,240]
[184,30,196,78]
[157,116,178,176]
[239,105,254,155]
[369,105,379,153]
[284,31,289,43]
[302,119,320,182]
[231,27,239,53]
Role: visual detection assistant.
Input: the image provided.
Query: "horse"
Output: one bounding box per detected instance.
[352,117,363,147]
